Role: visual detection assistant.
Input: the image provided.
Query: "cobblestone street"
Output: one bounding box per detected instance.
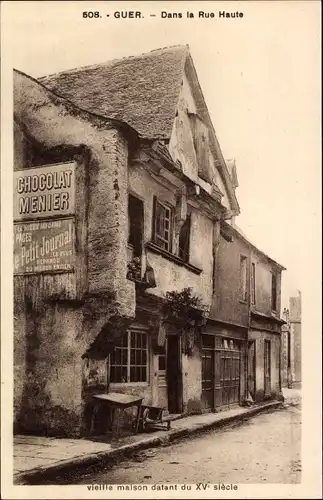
[60,404,301,485]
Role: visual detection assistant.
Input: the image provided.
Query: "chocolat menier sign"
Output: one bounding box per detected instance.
[14,162,76,275]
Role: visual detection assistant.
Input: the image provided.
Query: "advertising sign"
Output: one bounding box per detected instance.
[13,162,75,221]
[14,218,75,275]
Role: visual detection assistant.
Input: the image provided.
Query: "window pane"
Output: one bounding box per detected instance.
[141,366,147,382]
[112,366,121,383]
[130,349,135,365]
[115,348,121,365]
[130,366,136,382]
[121,349,127,365]
[120,367,126,383]
[130,366,141,382]
[142,334,147,349]
[110,366,116,382]
[135,350,141,366]
[142,349,147,366]
[121,331,128,346]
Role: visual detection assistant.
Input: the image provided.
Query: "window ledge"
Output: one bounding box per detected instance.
[109,382,149,388]
[146,242,202,275]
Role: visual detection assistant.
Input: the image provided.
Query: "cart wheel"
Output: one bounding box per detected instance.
[141,408,150,431]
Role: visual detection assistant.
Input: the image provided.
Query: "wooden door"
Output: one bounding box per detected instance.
[167,335,181,414]
[201,335,215,410]
[264,340,271,395]
[247,341,256,399]
[215,338,241,408]
[157,348,168,409]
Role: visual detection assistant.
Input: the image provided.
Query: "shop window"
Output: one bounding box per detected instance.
[152,196,173,252]
[202,334,215,349]
[240,255,248,302]
[110,330,148,383]
[178,214,191,262]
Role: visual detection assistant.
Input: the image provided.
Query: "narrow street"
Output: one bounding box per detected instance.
[58,405,301,485]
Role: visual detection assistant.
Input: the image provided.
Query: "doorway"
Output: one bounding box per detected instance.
[215,338,241,408]
[264,340,271,395]
[167,335,182,414]
[201,334,215,410]
[247,340,256,400]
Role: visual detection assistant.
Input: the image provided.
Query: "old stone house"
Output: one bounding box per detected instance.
[13,45,285,437]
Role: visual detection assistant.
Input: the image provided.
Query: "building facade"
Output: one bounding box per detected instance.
[281,293,302,388]
[206,221,286,410]
[13,46,285,438]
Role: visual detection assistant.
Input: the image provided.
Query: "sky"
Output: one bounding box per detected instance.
[2,0,321,309]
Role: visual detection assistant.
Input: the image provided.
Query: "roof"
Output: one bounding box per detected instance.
[14,69,139,143]
[38,44,240,215]
[39,45,188,140]
[223,221,286,270]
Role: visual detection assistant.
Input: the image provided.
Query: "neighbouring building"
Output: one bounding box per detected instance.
[281,292,302,388]
[206,220,286,410]
[13,45,286,438]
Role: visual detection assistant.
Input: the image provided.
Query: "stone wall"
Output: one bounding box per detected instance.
[13,71,136,436]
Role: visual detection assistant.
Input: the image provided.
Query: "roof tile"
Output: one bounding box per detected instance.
[39,45,189,139]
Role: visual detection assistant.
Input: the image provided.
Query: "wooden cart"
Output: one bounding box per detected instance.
[139,405,172,432]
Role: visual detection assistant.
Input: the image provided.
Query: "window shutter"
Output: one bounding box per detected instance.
[179,215,191,262]
[190,114,213,183]
[152,196,158,242]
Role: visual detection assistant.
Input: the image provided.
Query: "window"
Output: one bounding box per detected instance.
[222,338,240,351]
[271,274,277,311]
[240,255,248,302]
[251,263,256,305]
[110,330,148,383]
[179,215,191,262]
[153,196,173,252]
[128,195,144,257]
